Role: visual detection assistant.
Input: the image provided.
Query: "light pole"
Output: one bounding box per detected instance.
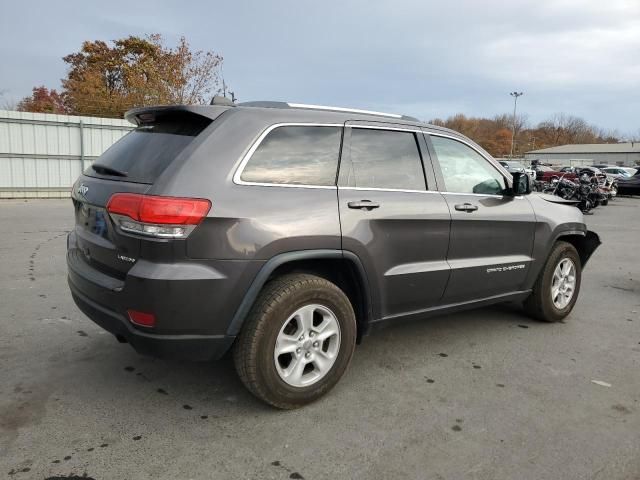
[509,91,523,158]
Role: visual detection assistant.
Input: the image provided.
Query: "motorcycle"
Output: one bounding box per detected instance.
[543,172,599,213]
[603,175,618,200]
[579,168,611,206]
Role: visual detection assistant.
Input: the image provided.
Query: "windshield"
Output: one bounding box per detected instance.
[84,113,211,184]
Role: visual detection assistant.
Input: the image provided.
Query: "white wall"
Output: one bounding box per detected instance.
[523,152,640,167]
[0,110,133,198]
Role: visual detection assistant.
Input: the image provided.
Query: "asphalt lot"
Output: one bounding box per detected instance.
[1,197,639,480]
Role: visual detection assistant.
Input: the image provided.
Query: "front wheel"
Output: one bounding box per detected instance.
[233,273,357,409]
[524,241,582,322]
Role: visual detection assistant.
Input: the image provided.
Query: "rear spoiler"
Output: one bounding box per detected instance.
[124,105,231,126]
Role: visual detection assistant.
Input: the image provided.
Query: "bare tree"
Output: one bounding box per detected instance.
[0,89,18,110]
[494,113,528,136]
[625,129,640,143]
[537,113,596,145]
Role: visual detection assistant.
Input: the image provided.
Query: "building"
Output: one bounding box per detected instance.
[524,143,640,167]
[0,109,132,198]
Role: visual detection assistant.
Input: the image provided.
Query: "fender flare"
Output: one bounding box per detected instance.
[554,229,601,267]
[226,249,372,336]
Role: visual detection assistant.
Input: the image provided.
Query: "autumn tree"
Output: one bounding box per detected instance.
[428,112,622,157]
[62,34,224,117]
[16,86,67,114]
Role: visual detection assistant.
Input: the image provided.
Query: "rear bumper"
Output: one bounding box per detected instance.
[66,231,263,361]
[69,285,235,361]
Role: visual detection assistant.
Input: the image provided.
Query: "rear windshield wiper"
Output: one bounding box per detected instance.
[91,163,128,177]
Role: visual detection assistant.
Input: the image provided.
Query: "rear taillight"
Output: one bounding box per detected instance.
[107,193,211,239]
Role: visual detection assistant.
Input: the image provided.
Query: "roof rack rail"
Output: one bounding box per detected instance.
[237,101,417,121]
[287,103,403,119]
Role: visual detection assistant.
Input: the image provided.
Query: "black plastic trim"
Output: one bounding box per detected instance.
[69,281,235,361]
[226,249,373,336]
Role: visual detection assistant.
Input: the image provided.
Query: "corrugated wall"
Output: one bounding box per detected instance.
[524,152,640,167]
[0,110,133,198]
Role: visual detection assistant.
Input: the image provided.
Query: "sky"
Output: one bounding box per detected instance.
[1,0,638,134]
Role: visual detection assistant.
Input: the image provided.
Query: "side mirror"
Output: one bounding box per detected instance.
[511,171,531,195]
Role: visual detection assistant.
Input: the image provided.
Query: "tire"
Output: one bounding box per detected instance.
[233,273,357,409]
[524,241,582,322]
[601,198,609,206]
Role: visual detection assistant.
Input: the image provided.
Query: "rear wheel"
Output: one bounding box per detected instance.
[524,241,581,322]
[233,273,356,409]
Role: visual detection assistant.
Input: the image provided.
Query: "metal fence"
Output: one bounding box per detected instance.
[0,110,133,198]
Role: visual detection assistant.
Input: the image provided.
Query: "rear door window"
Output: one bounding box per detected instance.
[84,113,211,184]
[339,128,426,191]
[240,125,342,186]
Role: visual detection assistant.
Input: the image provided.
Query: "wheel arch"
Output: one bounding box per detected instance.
[226,250,373,342]
[555,230,601,268]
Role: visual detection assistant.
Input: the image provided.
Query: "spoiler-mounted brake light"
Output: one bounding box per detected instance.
[107,193,211,238]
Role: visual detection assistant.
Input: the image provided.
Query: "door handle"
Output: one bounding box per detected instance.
[454,203,478,212]
[348,200,380,210]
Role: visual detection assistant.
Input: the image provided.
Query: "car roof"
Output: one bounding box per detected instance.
[124,101,495,161]
[234,101,463,135]
[126,101,462,136]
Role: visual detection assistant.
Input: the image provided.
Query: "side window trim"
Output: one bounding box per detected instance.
[233,122,343,189]
[425,131,512,196]
[338,125,429,192]
[416,132,439,191]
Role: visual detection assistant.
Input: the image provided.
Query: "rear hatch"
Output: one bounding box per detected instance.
[71,108,219,278]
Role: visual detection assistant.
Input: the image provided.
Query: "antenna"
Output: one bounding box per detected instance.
[220,63,227,98]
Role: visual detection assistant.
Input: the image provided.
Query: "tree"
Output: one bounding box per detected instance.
[0,89,17,110]
[17,86,67,114]
[428,112,622,157]
[62,34,224,117]
[626,129,640,143]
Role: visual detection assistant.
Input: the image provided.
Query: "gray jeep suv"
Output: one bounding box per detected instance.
[67,101,600,408]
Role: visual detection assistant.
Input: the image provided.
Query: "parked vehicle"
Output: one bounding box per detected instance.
[543,172,601,212]
[532,164,556,181]
[581,167,615,203]
[601,167,632,179]
[67,101,601,408]
[499,160,536,183]
[546,167,614,202]
[617,168,640,195]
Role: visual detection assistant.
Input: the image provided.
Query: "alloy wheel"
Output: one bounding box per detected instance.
[273,304,341,387]
[551,258,576,309]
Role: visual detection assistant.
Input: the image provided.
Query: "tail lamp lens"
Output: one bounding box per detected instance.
[107,194,211,238]
[107,194,211,225]
[127,309,156,327]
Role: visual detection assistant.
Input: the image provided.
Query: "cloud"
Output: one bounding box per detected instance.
[478,19,640,89]
[0,0,637,132]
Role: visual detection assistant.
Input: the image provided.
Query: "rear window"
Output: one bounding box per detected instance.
[240,125,342,186]
[84,113,211,184]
